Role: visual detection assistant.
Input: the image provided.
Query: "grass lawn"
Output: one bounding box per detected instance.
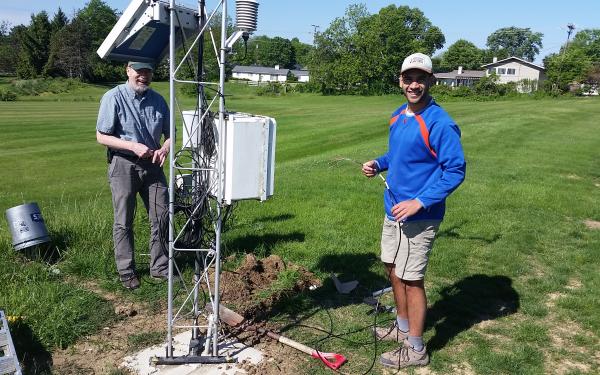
[1,82,599,374]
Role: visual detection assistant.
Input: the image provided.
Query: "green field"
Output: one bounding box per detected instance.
[1,83,599,374]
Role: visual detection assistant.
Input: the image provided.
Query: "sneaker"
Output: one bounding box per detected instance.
[373,322,408,343]
[380,340,429,368]
[121,274,140,290]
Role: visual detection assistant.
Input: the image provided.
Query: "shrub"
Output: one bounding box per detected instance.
[293,81,320,93]
[450,85,473,98]
[10,78,84,96]
[0,88,17,101]
[429,84,453,100]
[256,82,293,96]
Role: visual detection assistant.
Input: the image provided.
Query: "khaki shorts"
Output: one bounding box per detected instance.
[380,216,440,281]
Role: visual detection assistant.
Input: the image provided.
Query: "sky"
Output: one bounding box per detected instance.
[2,0,599,64]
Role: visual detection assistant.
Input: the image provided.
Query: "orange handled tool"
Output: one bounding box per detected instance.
[207,303,347,370]
[261,329,347,370]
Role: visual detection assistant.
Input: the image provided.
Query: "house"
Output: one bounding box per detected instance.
[232,65,288,83]
[231,65,310,83]
[481,56,546,92]
[434,66,485,87]
[290,69,310,82]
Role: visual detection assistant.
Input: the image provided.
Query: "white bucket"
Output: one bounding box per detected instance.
[5,202,51,251]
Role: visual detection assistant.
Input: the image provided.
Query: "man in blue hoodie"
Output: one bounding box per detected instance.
[362,53,466,368]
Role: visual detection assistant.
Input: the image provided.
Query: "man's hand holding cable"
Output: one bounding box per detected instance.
[152,146,169,167]
[391,199,422,222]
[131,142,153,159]
[362,160,378,177]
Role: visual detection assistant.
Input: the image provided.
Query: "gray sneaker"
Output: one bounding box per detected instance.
[373,322,408,343]
[380,340,429,368]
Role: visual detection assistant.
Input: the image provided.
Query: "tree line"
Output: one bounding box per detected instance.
[1,1,598,94]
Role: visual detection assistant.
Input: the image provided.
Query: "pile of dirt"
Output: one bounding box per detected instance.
[50,254,320,374]
[220,254,321,321]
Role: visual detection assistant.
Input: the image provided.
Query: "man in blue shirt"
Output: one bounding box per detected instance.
[362,53,466,368]
[96,61,171,290]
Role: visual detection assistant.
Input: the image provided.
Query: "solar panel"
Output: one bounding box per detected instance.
[97,0,199,64]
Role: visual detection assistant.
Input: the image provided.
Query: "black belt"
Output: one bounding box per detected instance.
[110,151,143,163]
[114,151,138,160]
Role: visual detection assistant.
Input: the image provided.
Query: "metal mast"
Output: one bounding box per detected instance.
[155,0,259,365]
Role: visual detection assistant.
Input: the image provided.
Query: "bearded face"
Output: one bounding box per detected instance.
[127,66,153,94]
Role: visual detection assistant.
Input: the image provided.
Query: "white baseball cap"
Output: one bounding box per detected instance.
[400,53,433,74]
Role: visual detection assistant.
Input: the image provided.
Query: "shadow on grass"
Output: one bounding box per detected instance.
[10,321,53,375]
[225,231,306,256]
[437,222,502,244]
[253,214,295,223]
[426,274,520,352]
[316,252,389,294]
[17,227,76,265]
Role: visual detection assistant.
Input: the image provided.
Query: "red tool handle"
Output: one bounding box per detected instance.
[311,351,347,370]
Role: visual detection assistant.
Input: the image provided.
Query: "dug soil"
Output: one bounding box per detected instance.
[51,254,320,375]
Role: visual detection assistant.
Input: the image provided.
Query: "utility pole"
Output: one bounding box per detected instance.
[311,24,319,43]
[555,23,576,93]
[566,23,576,48]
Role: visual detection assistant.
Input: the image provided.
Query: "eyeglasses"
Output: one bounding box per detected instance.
[400,76,428,85]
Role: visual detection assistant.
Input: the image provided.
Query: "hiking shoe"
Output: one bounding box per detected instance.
[380,340,429,369]
[151,273,181,282]
[373,322,408,343]
[121,274,140,290]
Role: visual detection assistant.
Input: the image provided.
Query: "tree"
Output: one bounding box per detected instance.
[544,48,592,91]
[230,35,302,70]
[290,37,313,68]
[46,18,92,79]
[543,28,600,92]
[486,27,543,62]
[44,8,70,76]
[50,8,68,33]
[0,20,10,37]
[308,4,369,93]
[439,39,484,71]
[310,4,445,94]
[481,48,509,64]
[0,21,17,74]
[17,11,52,77]
[570,29,600,60]
[76,0,121,82]
[254,36,294,68]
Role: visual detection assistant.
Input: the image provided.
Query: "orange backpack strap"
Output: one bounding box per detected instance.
[415,114,437,158]
[389,109,406,126]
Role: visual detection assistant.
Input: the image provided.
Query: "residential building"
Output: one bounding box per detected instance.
[231,65,310,83]
[290,69,310,82]
[481,56,546,92]
[434,66,485,87]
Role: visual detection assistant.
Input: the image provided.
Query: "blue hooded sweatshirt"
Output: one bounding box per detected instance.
[375,98,466,221]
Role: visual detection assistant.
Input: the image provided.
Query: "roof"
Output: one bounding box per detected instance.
[434,69,486,79]
[481,56,545,71]
[232,65,289,75]
[290,69,309,77]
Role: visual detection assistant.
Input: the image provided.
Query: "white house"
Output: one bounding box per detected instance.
[231,65,309,83]
[434,66,486,87]
[481,56,546,91]
[290,69,310,82]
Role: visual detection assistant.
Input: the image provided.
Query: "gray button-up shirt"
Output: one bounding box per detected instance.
[96,83,170,153]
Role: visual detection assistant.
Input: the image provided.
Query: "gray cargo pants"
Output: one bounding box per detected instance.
[108,155,169,279]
